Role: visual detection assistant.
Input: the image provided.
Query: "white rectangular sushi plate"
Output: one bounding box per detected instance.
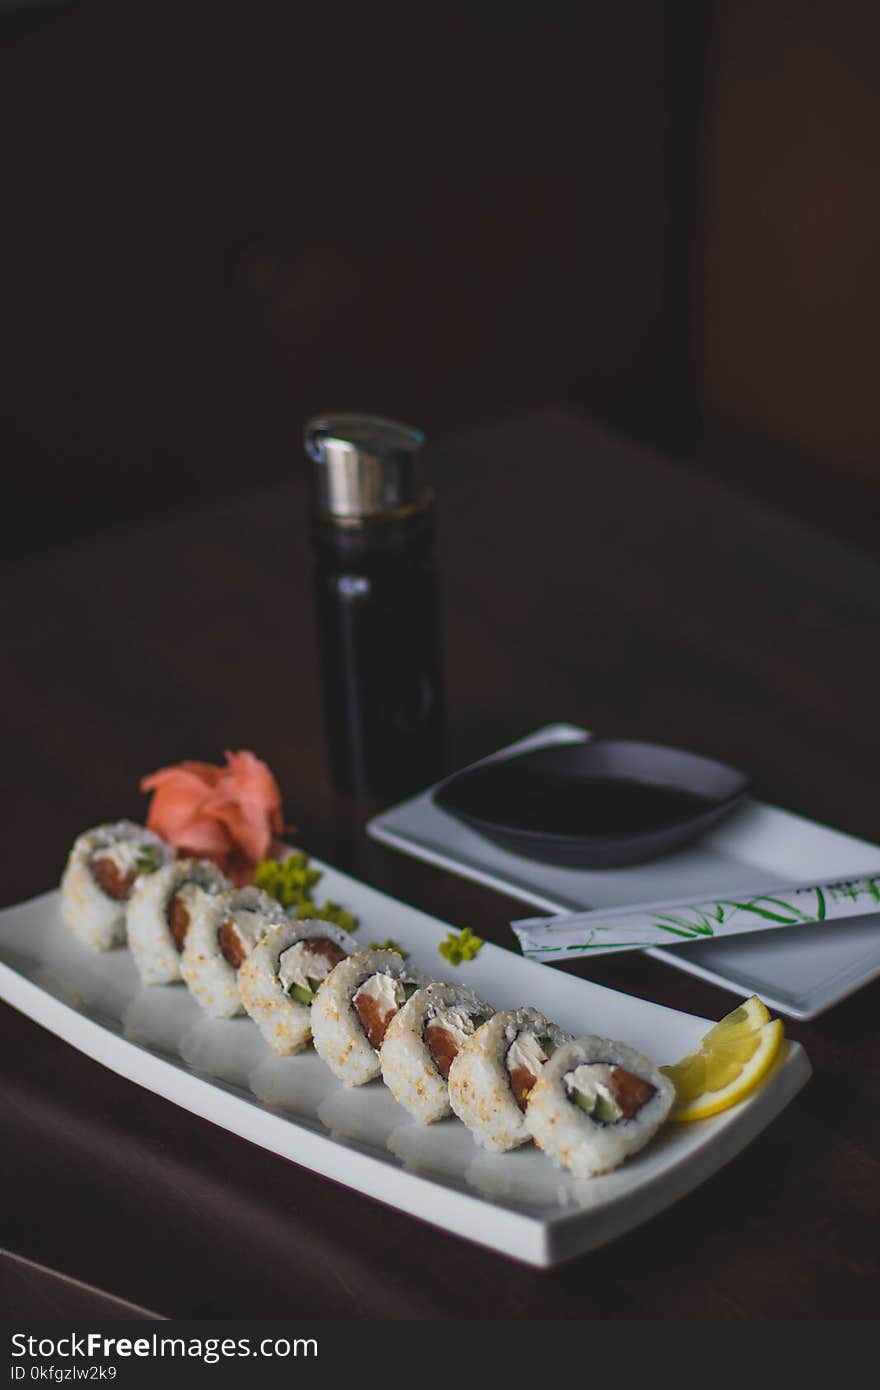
[368,724,880,1019]
[0,867,810,1268]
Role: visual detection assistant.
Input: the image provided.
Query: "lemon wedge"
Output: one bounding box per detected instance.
[661,995,784,1122]
[702,993,769,1043]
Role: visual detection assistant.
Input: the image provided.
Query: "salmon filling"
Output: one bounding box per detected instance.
[508,1063,540,1111]
[278,938,347,1000]
[424,1024,460,1079]
[167,893,191,951]
[604,1066,656,1118]
[91,855,137,901]
[308,938,347,971]
[352,973,407,1049]
[424,1006,485,1079]
[218,918,249,969]
[565,1061,657,1123]
[506,1030,552,1112]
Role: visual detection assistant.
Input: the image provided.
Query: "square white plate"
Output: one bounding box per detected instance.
[367,725,880,1019]
[0,857,809,1267]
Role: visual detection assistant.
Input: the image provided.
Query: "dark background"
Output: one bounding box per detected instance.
[4,2,880,1320]
[4,0,880,559]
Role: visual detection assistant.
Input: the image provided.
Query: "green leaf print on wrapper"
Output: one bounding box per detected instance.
[513,874,880,962]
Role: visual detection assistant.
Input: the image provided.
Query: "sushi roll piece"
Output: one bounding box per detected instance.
[60,821,172,951]
[127,858,231,986]
[180,886,287,1018]
[380,982,495,1124]
[448,1007,571,1151]
[239,918,357,1055]
[525,1035,675,1178]
[311,949,432,1086]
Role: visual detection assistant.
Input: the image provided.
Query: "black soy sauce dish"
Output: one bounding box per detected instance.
[431,738,750,869]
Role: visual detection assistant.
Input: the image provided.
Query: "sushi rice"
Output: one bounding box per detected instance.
[381,981,495,1124]
[60,821,172,951]
[448,1006,571,1152]
[525,1035,675,1178]
[239,918,357,1055]
[58,809,680,1179]
[310,949,432,1086]
[127,858,230,985]
[180,886,287,1019]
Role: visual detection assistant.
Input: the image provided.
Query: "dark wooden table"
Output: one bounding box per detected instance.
[3,409,880,1318]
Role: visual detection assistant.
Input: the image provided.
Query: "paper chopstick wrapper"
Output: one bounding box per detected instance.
[511,873,880,962]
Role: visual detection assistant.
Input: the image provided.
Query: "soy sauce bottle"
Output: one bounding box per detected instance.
[305,413,446,801]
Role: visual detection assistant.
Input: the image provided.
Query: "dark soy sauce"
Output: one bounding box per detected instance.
[496,773,716,836]
[313,510,445,801]
[306,414,446,802]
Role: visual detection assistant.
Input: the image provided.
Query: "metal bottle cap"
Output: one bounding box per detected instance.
[305,412,429,523]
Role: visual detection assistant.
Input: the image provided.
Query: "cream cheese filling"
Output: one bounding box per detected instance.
[93,839,143,876]
[223,909,265,958]
[278,940,337,993]
[565,1062,615,1097]
[353,972,405,1015]
[506,1029,548,1081]
[428,1004,480,1050]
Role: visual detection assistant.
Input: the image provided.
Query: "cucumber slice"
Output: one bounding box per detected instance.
[570,1083,622,1123]
[593,1091,623,1124]
[571,1087,597,1115]
[288,983,314,1007]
